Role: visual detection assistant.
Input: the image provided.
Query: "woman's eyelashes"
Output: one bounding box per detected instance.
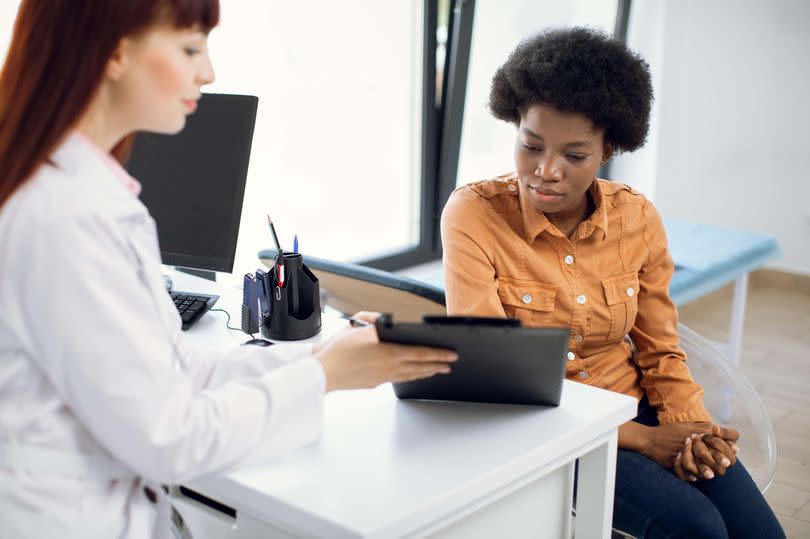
[183,38,207,57]
[521,142,543,152]
[520,143,589,162]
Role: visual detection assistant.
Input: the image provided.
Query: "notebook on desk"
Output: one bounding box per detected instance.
[376,314,569,406]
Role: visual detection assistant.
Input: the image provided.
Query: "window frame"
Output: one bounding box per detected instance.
[359,0,475,271]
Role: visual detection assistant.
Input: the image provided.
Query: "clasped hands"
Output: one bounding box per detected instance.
[644,422,739,483]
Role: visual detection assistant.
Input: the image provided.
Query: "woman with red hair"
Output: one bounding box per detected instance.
[0,2,456,537]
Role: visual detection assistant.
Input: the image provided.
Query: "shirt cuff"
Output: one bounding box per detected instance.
[657,406,713,425]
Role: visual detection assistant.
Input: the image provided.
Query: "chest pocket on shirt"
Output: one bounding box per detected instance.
[601,271,640,341]
[497,276,557,326]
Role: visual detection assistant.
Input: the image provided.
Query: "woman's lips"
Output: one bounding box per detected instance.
[182,99,198,112]
[529,185,563,203]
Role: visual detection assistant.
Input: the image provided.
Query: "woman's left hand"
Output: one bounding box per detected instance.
[674,424,739,482]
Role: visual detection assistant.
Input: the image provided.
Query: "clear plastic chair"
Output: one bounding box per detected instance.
[609,324,778,538]
[677,322,777,493]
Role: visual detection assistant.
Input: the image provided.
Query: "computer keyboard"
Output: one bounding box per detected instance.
[170,291,219,330]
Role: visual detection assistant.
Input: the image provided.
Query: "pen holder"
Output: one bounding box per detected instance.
[260,253,322,340]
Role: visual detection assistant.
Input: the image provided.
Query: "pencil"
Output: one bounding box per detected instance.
[266,214,281,251]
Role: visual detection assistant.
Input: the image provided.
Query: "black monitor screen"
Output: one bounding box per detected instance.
[126,93,258,273]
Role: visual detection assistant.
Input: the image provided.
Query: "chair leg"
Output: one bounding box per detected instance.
[727,273,749,367]
[570,510,638,539]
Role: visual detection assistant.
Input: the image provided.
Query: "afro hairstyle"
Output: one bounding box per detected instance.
[488,27,653,153]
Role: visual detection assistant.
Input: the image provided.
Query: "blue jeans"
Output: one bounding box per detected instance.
[611,397,785,539]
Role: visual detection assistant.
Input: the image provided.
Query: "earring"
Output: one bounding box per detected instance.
[600,159,606,165]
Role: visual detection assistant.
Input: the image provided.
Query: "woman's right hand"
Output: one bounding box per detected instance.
[314,323,458,392]
[637,421,713,470]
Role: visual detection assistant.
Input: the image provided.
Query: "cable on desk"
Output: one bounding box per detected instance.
[209,308,255,338]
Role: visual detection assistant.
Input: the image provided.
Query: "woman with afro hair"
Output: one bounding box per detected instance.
[441,27,784,538]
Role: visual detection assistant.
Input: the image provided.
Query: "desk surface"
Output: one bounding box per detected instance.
[190,382,635,538]
[170,268,637,538]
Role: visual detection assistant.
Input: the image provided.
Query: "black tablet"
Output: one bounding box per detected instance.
[376,314,569,406]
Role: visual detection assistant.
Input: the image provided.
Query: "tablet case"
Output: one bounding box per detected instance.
[376,314,569,406]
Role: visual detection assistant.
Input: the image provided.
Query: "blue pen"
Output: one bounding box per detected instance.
[293,234,298,254]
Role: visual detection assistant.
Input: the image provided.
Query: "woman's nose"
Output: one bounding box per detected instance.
[535,157,563,181]
[198,53,216,86]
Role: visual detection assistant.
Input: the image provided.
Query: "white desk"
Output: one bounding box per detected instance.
[166,269,637,539]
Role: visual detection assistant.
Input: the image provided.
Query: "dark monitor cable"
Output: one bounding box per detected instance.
[209,308,254,338]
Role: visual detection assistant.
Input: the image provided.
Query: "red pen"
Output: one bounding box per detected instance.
[276,250,285,288]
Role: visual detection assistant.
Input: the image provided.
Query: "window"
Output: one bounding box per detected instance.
[0,2,19,56]
[208,1,426,272]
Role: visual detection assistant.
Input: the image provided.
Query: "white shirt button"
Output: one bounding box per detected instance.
[626,287,635,297]
[577,371,590,380]
[507,184,517,192]
[522,293,532,304]
[576,294,587,305]
[573,334,583,343]
[564,255,574,265]
[567,352,575,361]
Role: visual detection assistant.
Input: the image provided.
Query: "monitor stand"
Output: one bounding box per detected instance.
[161,268,216,293]
[176,267,216,281]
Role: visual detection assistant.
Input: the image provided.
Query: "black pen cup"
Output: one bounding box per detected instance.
[260,253,322,340]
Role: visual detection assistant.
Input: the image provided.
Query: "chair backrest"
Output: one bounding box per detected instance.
[678,323,777,492]
[258,250,447,322]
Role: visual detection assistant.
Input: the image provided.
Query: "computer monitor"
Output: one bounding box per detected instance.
[126,93,258,274]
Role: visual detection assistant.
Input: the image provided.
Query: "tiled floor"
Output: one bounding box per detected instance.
[678,278,810,539]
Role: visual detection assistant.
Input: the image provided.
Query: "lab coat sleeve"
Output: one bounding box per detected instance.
[175,336,316,391]
[14,211,325,484]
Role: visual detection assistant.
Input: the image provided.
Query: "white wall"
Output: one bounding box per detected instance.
[615,0,810,276]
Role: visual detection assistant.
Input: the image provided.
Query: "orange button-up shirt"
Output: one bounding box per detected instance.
[441,173,711,425]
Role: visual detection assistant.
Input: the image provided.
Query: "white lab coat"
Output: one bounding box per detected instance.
[0,133,325,538]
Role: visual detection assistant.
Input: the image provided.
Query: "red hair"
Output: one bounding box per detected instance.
[0,0,219,207]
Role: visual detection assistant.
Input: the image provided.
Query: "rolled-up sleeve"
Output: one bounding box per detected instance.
[630,201,712,424]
